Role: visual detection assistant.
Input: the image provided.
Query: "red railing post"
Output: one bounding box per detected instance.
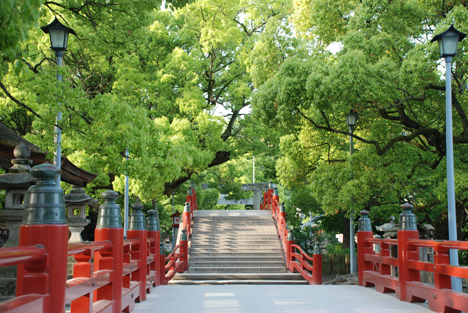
[146,209,160,287]
[286,228,295,272]
[272,187,279,218]
[159,243,166,285]
[397,203,420,302]
[433,245,451,290]
[180,229,189,272]
[127,201,148,302]
[190,181,198,212]
[312,242,322,285]
[182,202,191,238]
[357,210,374,286]
[16,164,69,313]
[94,190,124,313]
[186,187,194,216]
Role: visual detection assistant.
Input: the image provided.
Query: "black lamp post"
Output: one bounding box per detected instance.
[346,109,358,274]
[41,18,76,186]
[431,24,467,291]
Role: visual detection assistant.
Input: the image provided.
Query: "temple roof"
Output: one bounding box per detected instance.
[0,122,97,187]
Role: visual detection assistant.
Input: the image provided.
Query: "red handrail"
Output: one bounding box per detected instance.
[67,240,112,256]
[0,245,46,267]
[264,186,322,285]
[358,212,468,312]
[0,186,198,312]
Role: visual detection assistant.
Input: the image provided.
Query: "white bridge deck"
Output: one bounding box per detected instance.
[132,285,431,313]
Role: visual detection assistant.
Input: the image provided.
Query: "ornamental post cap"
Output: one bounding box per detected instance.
[101,190,119,202]
[280,203,286,213]
[184,202,191,213]
[129,199,145,230]
[360,209,370,217]
[22,163,66,225]
[96,190,122,229]
[314,242,322,255]
[400,202,417,231]
[358,209,372,232]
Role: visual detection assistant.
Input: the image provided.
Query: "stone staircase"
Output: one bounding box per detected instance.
[170,210,307,285]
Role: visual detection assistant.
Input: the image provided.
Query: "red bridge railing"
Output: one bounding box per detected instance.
[261,185,322,285]
[0,164,194,313]
[357,204,468,312]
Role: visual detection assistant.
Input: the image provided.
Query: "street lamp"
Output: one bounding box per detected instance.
[431,24,467,291]
[41,18,76,187]
[346,109,359,274]
[171,192,175,250]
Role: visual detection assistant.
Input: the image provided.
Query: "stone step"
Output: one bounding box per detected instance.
[170,273,305,282]
[195,217,273,220]
[189,261,285,268]
[192,233,279,242]
[193,231,278,235]
[169,279,309,285]
[189,256,284,262]
[191,237,279,242]
[193,225,276,229]
[190,243,281,249]
[188,267,287,273]
[169,279,308,285]
[189,248,283,253]
[190,252,283,257]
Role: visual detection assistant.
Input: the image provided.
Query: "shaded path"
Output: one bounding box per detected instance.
[132,285,431,313]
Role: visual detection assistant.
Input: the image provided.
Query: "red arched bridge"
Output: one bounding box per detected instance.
[0,164,466,312]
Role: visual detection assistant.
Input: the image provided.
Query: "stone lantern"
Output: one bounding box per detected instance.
[64,185,93,243]
[0,143,37,248]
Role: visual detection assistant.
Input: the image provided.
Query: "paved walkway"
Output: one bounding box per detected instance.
[132,285,432,313]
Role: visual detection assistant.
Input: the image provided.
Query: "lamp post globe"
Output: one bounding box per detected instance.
[41,17,76,56]
[346,110,359,128]
[431,24,467,58]
[431,24,467,292]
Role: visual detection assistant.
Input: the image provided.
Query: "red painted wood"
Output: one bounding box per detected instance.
[94,227,124,313]
[127,230,147,302]
[16,224,68,313]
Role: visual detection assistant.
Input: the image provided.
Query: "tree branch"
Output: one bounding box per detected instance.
[0,80,42,118]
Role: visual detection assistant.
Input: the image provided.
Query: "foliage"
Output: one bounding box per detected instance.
[0,0,290,209]
[251,0,468,240]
